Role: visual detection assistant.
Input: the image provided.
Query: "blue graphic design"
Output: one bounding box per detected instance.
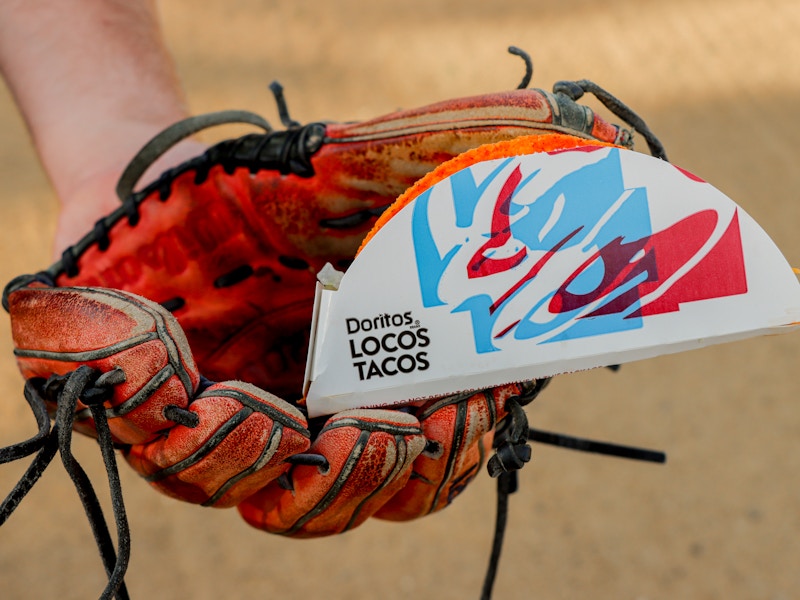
[412,148,654,353]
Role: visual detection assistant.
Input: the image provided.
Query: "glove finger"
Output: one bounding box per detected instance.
[279,89,632,264]
[237,408,425,537]
[8,286,200,444]
[124,381,310,507]
[374,383,528,521]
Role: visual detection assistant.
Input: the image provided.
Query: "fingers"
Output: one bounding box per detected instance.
[124,381,310,508]
[7,282,541,533]
[8,286,200,444]
[375,383,530,521]
[237,408,425,538]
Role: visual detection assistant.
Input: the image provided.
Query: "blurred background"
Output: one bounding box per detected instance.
[1,1,799,598]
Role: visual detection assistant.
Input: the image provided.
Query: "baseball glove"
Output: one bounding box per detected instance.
[1,49,666,599]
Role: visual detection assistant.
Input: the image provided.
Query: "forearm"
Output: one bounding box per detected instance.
[0,0,199,251]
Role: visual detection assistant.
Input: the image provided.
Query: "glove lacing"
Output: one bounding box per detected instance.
[480,378,667,600]
[508,45,666,160]
[47,84,326,281]
[0,366,132,600]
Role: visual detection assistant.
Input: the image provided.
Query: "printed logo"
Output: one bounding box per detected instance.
[345,312,430,380]
[411,148,748,353]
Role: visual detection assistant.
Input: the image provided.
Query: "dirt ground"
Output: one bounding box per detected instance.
[1,1,800,598]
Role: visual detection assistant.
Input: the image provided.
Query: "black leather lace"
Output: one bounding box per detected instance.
[480,378,667,600]
[509,46,667,160]
[0,367,131,600]
[46,84,325,283]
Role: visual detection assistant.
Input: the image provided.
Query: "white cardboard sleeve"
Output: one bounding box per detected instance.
[304,146,800,417]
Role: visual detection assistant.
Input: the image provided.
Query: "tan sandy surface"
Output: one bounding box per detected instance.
[2,1,800,598]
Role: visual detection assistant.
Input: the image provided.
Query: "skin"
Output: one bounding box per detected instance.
[0,0,204,256]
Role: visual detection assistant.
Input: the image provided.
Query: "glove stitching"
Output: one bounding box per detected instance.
[202,421,287,507]
[145,406,254,482]
[51,120,327,282]
[281,429,371,536]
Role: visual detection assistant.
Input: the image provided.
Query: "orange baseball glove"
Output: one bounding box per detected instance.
[1,49,665,599]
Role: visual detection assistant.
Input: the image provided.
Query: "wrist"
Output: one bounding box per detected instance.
[54,132,207,257]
